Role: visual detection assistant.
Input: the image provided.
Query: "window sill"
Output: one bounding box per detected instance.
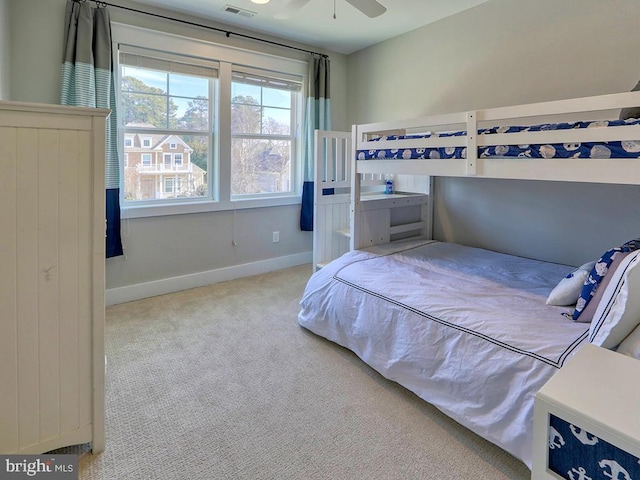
[121,195,302,219]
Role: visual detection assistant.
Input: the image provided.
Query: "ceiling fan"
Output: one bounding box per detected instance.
[274,0,387,19]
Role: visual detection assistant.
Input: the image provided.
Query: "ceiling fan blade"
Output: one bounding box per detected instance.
[274,0,313,19]
[344,0,387,18]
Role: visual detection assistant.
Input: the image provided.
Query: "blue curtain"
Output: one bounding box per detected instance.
[61,0,123,258]
[300,56,331,231]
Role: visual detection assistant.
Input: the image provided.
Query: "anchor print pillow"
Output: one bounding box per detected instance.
[572,253,632,323]
[588,249,640,349]
[572,238,640,321]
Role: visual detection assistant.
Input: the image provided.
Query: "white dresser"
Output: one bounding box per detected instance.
[532,343,640,480]
[0,101,109,454]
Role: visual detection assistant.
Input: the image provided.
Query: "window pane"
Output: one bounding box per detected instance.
[262,107,290,133]
[169,73,209,98]
[122,67,210,131]
[262,87,290,108]
[122,92,169,128]
[176,96,210,131]
[122,66,167,92]
[231,138,291,195]
[231,101,262,134]
[124,134,209,200]
[232,82,260,102]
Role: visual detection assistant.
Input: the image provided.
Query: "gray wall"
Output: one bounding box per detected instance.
[8,0,348,291]
[10,0,640,289]
[0,0,9,99]
[347,0,640,266]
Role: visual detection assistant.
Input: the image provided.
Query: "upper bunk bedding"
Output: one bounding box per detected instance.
[357,118,640,161]
[352,90,640,184]
[298,240,591,468]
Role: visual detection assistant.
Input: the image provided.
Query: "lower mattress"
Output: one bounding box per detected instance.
[298,240,591,468]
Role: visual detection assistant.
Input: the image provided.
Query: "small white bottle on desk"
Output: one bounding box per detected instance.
[384,174,394,194]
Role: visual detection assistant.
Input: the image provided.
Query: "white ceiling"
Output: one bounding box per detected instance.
[131,0,490,55]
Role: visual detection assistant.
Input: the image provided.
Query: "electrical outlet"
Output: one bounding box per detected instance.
[272,231,279,243]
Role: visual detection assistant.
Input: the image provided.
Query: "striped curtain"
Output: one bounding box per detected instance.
[300,56,331,231]
[61,0,123,258]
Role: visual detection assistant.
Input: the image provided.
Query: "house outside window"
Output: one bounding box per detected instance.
[119,47,213,202]
[114,24,306,216]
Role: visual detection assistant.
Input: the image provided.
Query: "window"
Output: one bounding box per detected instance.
[164,177,183,195]
[231,70,301,198]
[119,46,217,203]
[114,24,306,216]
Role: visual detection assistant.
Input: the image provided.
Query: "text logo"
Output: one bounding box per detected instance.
[0,455,77,480]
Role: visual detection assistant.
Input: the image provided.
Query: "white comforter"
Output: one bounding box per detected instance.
[298,240,590,468]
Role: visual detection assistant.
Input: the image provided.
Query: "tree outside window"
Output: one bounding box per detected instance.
[231,71,300,197]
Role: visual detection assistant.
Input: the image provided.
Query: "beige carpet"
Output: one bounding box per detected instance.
[56,264,530,479]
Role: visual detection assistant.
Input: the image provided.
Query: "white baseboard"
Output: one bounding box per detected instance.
[105,252,312,306]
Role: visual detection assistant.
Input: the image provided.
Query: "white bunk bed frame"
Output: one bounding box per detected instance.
[351,90,640,250]
[313,130,431,271]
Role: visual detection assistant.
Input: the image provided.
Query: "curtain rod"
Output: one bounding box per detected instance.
[82,0,329,58]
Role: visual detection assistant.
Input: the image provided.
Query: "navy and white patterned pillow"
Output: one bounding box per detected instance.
[572,238,640,321]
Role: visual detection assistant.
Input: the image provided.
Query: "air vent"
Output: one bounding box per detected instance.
[223,5,257,18]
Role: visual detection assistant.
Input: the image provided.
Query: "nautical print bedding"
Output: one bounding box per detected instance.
[298,240,591,468]
[357,118,640,160]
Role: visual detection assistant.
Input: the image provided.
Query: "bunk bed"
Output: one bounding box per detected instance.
[299,90,640,470]
[312,130,431,271]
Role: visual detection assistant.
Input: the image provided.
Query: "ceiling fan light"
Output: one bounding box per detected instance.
[251,0,270,4]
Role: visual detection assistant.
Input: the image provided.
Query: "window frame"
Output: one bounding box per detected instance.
[112,23,308,219]
[230,68,301,200]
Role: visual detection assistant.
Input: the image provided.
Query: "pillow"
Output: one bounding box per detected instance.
[617,322,640,360]
[572,238,640,321]
[619,80,640,120]
[546,261,596,306]
[588,250,640,349]
[572,252,631,322]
